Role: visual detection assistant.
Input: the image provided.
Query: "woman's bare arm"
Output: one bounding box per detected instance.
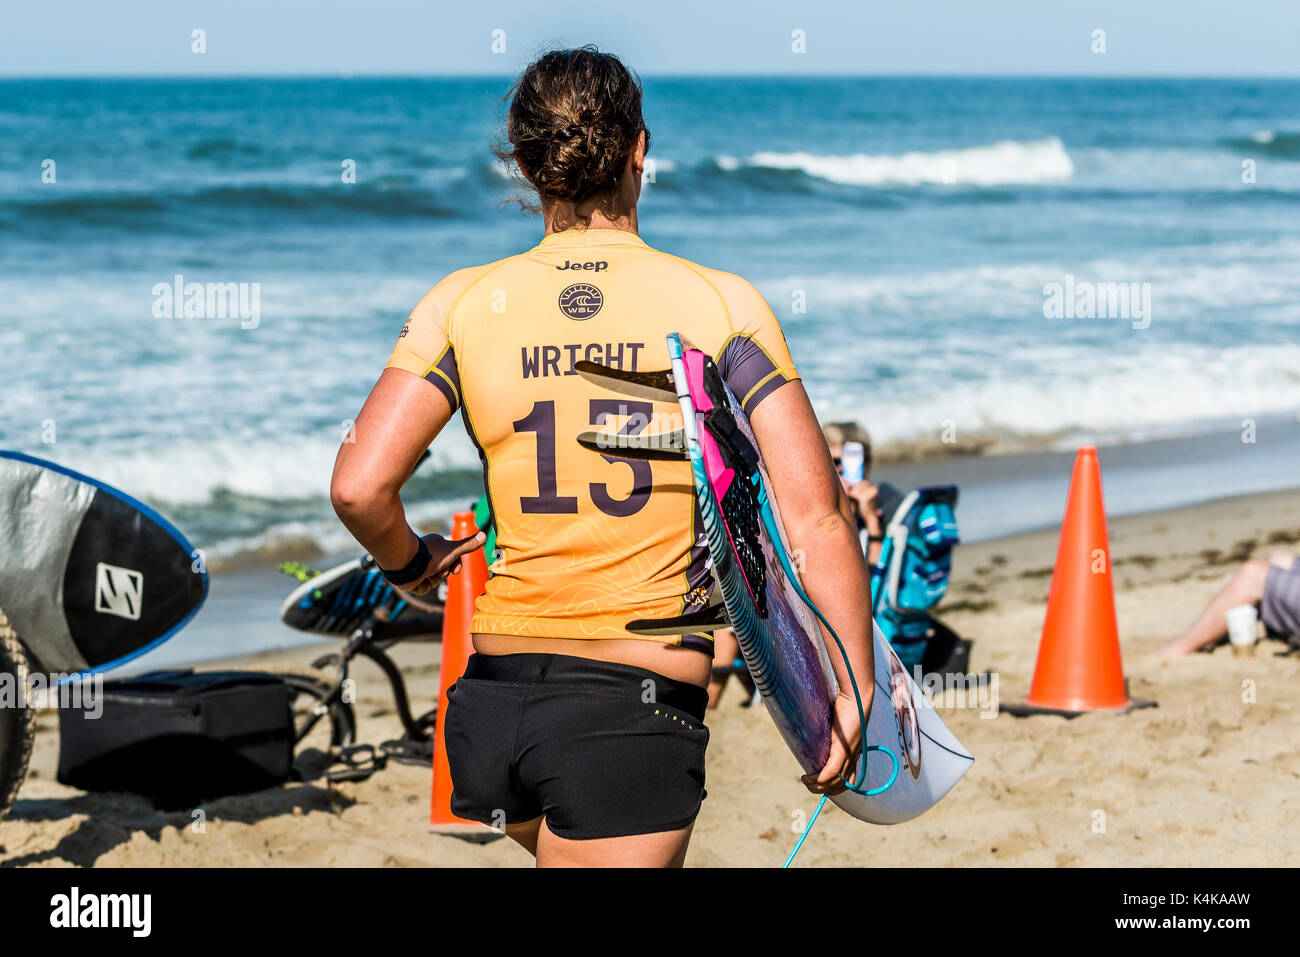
[749,380,875,792]
[330,369,483,592]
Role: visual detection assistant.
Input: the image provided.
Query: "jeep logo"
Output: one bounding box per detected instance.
[556,260,608,273]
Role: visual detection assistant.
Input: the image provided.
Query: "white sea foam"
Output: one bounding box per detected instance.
[757,237,1300,450]
[37,432,481,507]
[742,138,1075,187]
[200,495,472,565]
[814,342,1300,451]
[759,236,1300,324]
[0,273,431,326]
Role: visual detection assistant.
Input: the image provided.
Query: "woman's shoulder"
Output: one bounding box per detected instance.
[413,254,527,317]
[439,254,527,295]
[647,248,774,318]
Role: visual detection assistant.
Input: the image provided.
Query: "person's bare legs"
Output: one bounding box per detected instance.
[707,629,740,709]
[504,816,544,856]
[534,820,695,868]
[1159,559,1271,657]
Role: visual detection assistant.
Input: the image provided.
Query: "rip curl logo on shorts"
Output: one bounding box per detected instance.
[558,283,603,320]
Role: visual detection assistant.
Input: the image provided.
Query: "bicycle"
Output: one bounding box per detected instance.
[270,555,447,781]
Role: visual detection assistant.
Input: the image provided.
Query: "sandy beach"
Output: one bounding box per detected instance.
[4,483,1298,868]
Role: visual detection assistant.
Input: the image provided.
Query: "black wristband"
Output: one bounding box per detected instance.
[380,538,432,586]
[867,534,885,543]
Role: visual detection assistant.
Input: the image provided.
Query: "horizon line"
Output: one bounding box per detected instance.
[0,70,1294,81]
[3,71,1300,81]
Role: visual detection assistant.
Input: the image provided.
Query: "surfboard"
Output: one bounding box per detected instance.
[278,556,441,637]
[279,487,489,639]
[0,450,208,676]
[578,337,973,824]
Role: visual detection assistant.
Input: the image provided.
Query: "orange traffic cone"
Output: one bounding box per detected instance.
[430,511,490,830]
[1002,447,1155,717]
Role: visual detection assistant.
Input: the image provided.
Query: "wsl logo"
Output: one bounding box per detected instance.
[558,283,603,320]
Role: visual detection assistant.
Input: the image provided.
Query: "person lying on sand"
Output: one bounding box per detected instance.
[1159,549,1300,657]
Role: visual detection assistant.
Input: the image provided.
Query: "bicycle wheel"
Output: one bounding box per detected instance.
[260,663,357,753]
[0,608,36,822]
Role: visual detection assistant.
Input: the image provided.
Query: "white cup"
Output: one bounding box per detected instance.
[1225,604,1258,655]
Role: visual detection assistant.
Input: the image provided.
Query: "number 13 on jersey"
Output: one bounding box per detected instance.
[513,399,654,517]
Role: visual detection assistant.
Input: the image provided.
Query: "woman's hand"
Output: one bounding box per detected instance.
[801,689,867,795]
[400,531,486,596]
[845,480,879,525]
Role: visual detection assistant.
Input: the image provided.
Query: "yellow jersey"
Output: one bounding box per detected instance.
[386,227,799,643]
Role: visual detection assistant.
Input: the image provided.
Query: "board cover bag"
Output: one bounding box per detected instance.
[0,450,208,675]
[58,670,294,808]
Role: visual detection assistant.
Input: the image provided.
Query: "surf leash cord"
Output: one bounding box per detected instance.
[754,474,899,868]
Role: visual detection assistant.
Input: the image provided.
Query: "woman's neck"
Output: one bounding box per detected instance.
[542,203,638,237]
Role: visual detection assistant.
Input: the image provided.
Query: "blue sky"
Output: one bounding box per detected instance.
[3,0,1298,76]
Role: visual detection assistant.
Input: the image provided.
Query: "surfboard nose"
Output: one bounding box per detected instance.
[0,451,207,675]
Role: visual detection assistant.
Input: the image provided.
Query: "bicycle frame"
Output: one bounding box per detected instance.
[300,613,443,746]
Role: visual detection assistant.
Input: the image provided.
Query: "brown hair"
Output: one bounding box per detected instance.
[495,46,650,214]
[822,421,873,462]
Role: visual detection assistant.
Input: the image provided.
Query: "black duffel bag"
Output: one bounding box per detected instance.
[58,669,294,808]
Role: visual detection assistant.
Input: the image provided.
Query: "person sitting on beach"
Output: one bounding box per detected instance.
[822,421,904,567]
[708,421,900,709]
[1159,549,1300,657]
[330,47,875,867]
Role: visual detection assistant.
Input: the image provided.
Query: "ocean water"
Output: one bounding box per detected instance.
[3,76,1299,564]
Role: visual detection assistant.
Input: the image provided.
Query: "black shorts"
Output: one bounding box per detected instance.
[443,652,709,839]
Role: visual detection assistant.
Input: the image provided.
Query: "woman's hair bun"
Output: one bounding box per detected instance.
[497,46,650,212]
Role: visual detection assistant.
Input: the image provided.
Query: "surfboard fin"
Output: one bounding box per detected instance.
[574,361,677,403]
[626,596,731,636]
[576,428,688,460]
